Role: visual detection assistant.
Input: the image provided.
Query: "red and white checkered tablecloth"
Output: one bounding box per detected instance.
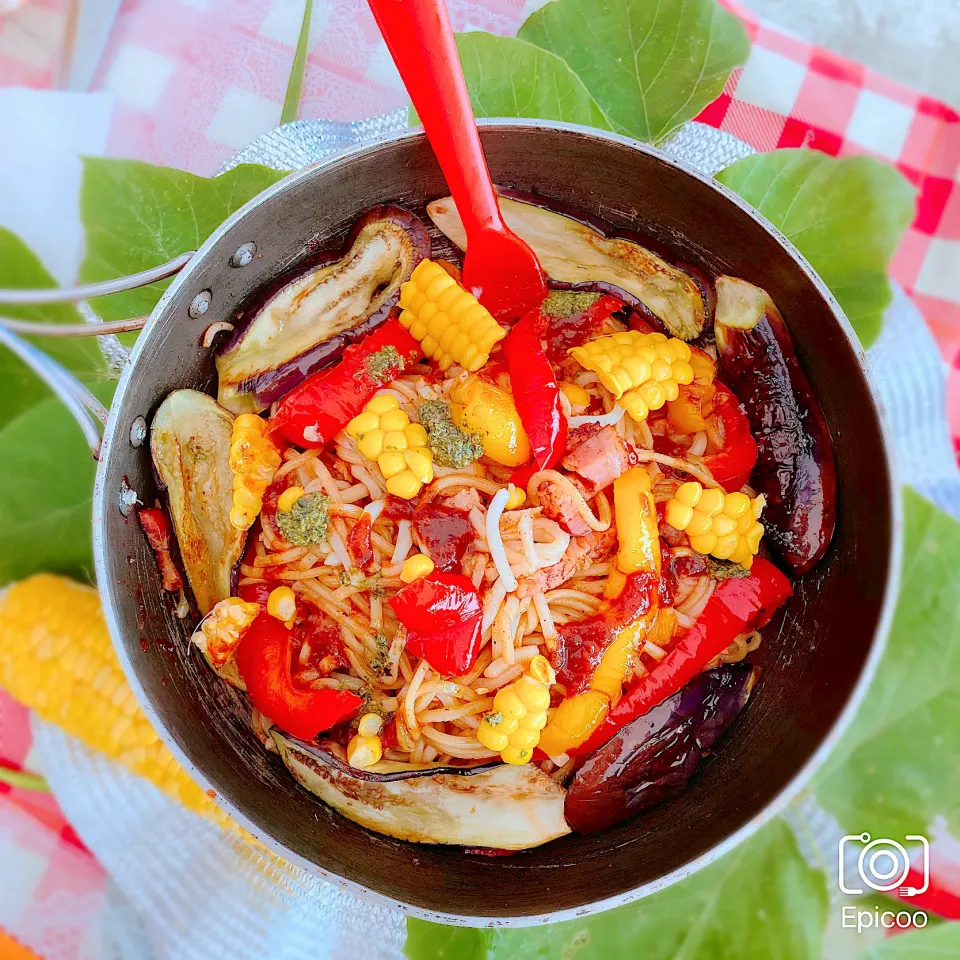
[0,0,958,955]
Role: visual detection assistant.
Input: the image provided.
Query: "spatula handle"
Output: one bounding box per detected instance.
[367,0,503,239]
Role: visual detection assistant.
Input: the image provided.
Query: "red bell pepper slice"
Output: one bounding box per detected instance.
[503,309,567,472]
[138,508,183,592]
[235,612,363,740]
[389,572,483,676]
[702,383,758,492]
[270,319,421,449]
[576,557,792,755]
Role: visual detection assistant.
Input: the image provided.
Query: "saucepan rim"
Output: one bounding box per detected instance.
[91,119,902,926]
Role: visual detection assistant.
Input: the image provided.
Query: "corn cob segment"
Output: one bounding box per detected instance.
[0,576,244,835]
[398,259,505,372]
[346,394,434,499]
[229,413,281,530]
[665,482,765,568]
[569,331,695,422]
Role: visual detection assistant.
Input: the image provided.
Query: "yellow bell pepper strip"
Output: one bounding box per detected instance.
[449,373,531,467]
[477,656,555,765]
[665,481,765,569]
[568,331,695,422]
[666,346,717,435]
[578,558,792,756]
[539,573,660,757]
[346,394,434,500]
[398,259,506,371]
[613,466,661,576]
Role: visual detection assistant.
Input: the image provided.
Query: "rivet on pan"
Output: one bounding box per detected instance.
[129,416,147,448]
[189,290,212,318]
[118,478,140,517]
[230,242,257,267]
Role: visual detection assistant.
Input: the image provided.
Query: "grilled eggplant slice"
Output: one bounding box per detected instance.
[427,195,705,340]
[150,390,245,615]
[217,207,429,413]
[272,731,570,849]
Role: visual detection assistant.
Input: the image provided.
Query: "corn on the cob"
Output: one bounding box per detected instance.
[0,576,239,831]
[229,413,281,530]
[666,482,765,568]
[346,394,434,500]
[398,259,505,372]
[194,596,260,667]
[569,331,695,422]
[476,656,554,765]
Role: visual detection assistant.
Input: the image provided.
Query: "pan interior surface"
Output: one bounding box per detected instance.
[94,125,893,922]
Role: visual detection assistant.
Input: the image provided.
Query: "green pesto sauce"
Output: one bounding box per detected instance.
[276,492,330,545]
[418,399,483,469]
[485,711,504,728]
[706,557,751,579]
[337,567,385,597]
[363,345,404,385]
[542,289,602,319]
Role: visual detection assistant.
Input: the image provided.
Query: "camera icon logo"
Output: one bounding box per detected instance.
[838,832,929,897]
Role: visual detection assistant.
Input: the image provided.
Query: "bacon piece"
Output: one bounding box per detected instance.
[561,425,635,492]
[138,508,183,592]
[516,525,616,598]
[536,477,593,537]
[347,513,374,570]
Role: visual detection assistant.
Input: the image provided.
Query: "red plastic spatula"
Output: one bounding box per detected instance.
[367,0,547,321]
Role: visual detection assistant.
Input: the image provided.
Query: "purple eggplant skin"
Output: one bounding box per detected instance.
[564,665,759,835]
[217,206,430,412]
[716,303,838,574]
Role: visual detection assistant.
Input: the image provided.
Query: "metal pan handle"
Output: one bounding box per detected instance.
[0,250,193,457]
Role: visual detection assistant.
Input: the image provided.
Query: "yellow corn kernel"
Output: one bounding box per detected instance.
[357,713,384,737]
[277,486,304,513]
[399,259,506,372]
[266,586,296,625]
[196,597,261,667]
[614,466,661,575]
[347,733,383,769]
[400,553,435,583]
[476,656,555,765]
[228,413,281,530]
[569,331,695,423]
[504,483,526,510]
[666,481,766,569]
[449,375,531,467]
[366,394,400,415]
[0,575,253,839]
[386,471,422,500]
[347,396,434,499]
[560,382,590,407]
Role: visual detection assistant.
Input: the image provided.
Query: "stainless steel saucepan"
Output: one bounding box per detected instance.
[0,122,900,925]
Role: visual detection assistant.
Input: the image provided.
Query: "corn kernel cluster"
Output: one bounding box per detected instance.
[229,413,282,530]
[476,656,555,765]
[398,259,505,372]
[569,331,695,422]
[195,597,260,667]
[665,482,765,568]
[346,394,434,500]
[347,713,384,768]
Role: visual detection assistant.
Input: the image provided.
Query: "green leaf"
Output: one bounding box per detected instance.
[78,158,289,323]
[518,0,750,144]
[405,819,827,960]
[410,32,612,129]
[716,150,916,347]
[281,0,313,125]
[0,228,109,429]
[859,922,960,958]
[0,381,116,585]
[815,488,960,838]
